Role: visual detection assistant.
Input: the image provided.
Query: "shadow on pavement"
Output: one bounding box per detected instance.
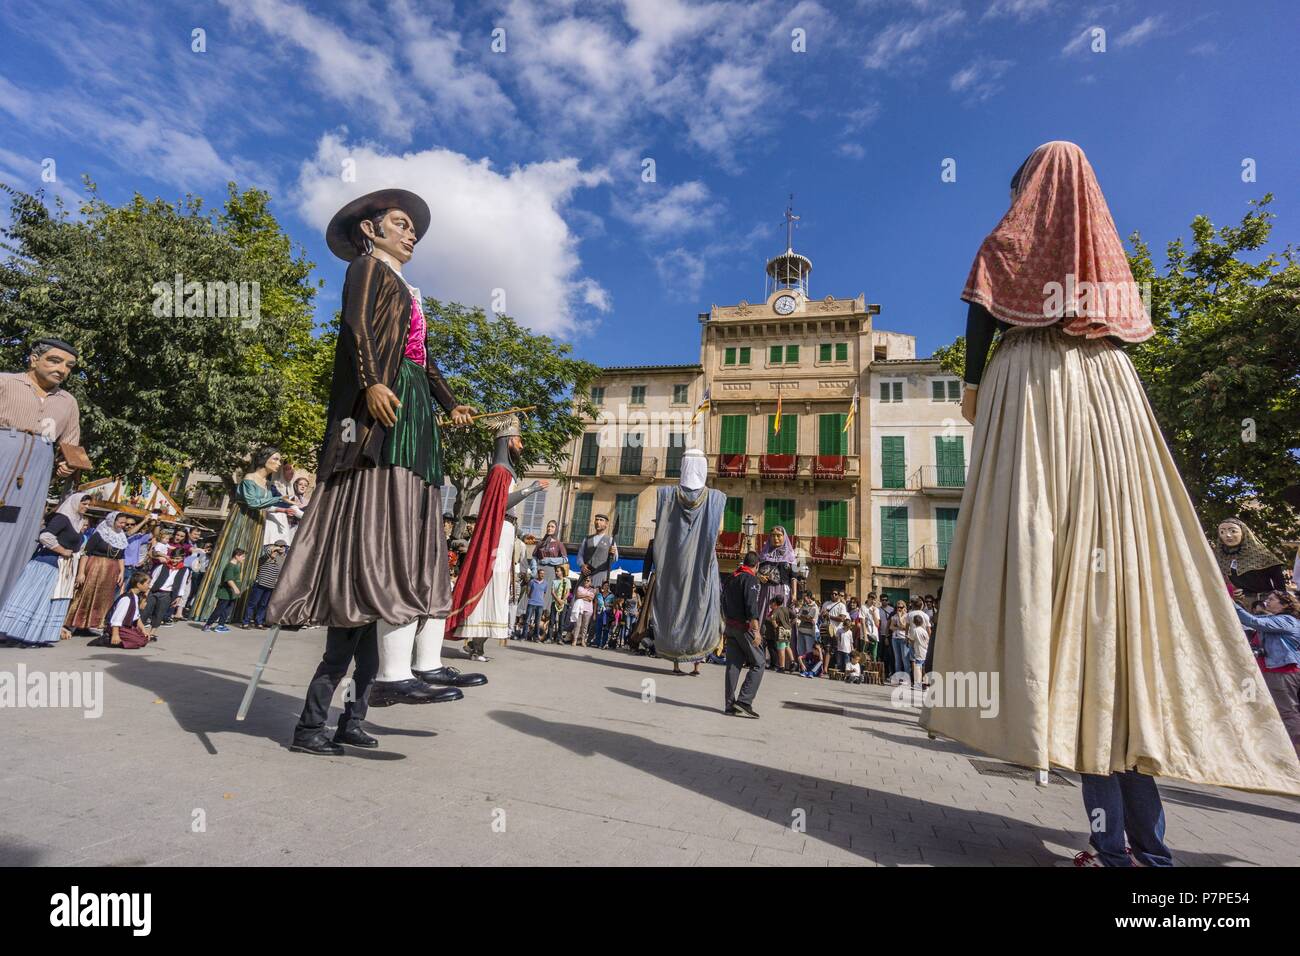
[88,655,428,759]
[487,709,1253,867]
[605,685,719,714]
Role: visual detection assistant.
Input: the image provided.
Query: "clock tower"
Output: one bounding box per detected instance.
[765,197,812,315]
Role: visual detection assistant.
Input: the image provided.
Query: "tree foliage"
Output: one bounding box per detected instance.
[424,300,599,529]
[1128,194,1299,552]
[0,181,329,493]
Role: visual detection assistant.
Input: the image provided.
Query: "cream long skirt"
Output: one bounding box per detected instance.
[455,520,517,640]
[920,326,1300,796]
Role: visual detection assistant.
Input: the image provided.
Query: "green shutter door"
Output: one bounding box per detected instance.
[881,586,910,605]
[881,436,905,488]
[936,507,958,566]
[935,436,965,486]
[579,433,598,475]
[614,494,638,547]
[764,499,794,532]
[766,414,797,454]
[818,414,847,455]
[817,500,847,537]
[879,505,909,567]
[723,497,744,533]
[720,415,747,454]
[571,493,593,542]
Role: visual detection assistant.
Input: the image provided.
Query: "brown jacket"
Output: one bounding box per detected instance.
[316,255,459,483]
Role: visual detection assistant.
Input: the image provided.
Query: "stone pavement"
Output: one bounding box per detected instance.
[2,624,1298,867]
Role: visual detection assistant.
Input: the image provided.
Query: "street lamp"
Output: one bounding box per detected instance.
[742,513,757,555]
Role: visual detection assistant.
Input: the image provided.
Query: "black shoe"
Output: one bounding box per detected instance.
[332,725,378,748]
[86,635,111,648]
[732,702,760,719]
[724,707,740,717]
[290,732,345,756]
[414,666,487,687]
[368,678,464,707]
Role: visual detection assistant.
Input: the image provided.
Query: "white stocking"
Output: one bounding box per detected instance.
[374,619,419,683]
[412,617,446,673]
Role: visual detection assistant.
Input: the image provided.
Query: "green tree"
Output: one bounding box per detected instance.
[424,300,599,532]
[1128,194,1300,551]
[932,335,966,378]
[0,181,327,494]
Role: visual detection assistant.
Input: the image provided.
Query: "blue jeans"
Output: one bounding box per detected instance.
[207,597,235,627]
[525,604,543,640]
[593,610,610,647]
[1080,771,1173,866]
[242,584,274,625]
[891,636,912,679]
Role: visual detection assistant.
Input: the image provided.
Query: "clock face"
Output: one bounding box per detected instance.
[774,294,796,315]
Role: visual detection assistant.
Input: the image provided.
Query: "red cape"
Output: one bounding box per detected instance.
[446,463,511,635]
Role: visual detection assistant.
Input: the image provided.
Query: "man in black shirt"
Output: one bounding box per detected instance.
[721,550,764,718]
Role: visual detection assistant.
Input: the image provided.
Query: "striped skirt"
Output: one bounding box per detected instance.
[920,325,1300,796]
[0,558,69,645]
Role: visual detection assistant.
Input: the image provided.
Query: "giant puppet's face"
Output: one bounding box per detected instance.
[29,346,77,390]
[361,208,419,265]
[1218,522,1243,548]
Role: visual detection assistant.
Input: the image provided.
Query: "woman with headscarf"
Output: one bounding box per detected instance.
[190,445,300,622]
[756,526,797,667]
[921,142,1300,868]
[0,493,91,646]
[1212,518,1287,604]
[66,509,133,637]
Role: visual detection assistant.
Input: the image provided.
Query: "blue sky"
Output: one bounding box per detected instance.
[1,0,1295,364]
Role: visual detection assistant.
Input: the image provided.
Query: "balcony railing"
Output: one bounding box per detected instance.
[908,464,967,492]
[714,454,859,480]
[910,544,949,570]
[599,455,659,478]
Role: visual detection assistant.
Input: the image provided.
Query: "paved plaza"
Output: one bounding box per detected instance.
[3,625,1298,867]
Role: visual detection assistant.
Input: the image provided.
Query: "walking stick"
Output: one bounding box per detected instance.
[236,624,282,720]
[437,405,536,426]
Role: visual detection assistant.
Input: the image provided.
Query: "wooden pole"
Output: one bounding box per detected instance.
[437,405,536,426]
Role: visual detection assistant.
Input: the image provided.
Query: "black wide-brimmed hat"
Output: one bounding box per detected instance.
[325,188,431,262]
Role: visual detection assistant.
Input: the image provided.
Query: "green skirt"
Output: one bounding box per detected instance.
[383,358,442,486]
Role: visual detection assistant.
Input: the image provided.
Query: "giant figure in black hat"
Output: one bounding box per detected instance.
[267,189,478,756]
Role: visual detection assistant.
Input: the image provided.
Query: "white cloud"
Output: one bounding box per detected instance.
[613,181,720,241]
[296,134,609,337]
[983,0,1052,19]
[1116,15,1164,47]
[863,7,965,70]
[838,142,866,160]
[1189,41,1217,56]
[949,59,1014,101]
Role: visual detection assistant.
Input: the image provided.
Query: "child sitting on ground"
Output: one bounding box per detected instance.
[799,643,825,678]
[844,651,864,684]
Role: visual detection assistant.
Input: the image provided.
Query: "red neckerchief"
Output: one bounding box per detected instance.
[733,566,755,577]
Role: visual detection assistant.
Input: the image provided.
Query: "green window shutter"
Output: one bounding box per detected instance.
[766,414,797,454]
[723,497,744,533]
[591,386,604,404]
[932,380,944,401]
[770,344,782,364]
[786,345,799,363]
[673,384,688,404]
[817,500,847,538]
[630,385,645,405]
[724,347,736,366]
[879,505,909,567]
[818,414,847,455]
[835,342,848,361]
[620,434,643,475]
[665,432,684,477]
[881,436,905,488]
[882,586,910,605]
[878,381,889,402]
[819,343,832,362]
[947,380,961,401]
[614,494,638,547]
[891,381,902,402]
[578,433,598,475]
[762,498,795,533]
[935,436,965,486]
[739,347,751,365]
[936,507,959,566]
[571,493,593,542]
[720,415,747,454]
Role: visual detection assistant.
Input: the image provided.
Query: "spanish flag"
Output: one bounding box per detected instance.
[690,386,711,426]
[843,383,859,432]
